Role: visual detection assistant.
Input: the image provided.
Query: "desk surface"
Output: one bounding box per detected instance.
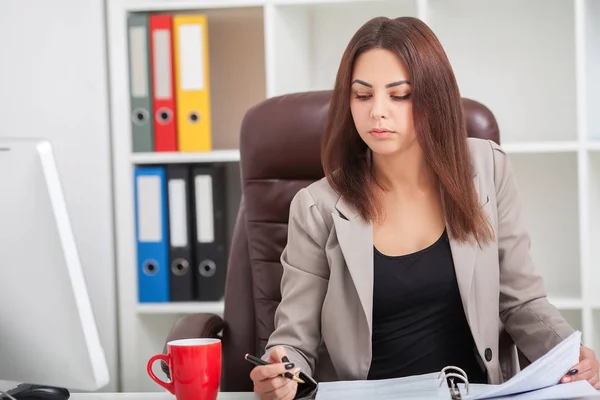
[71,393,257,400]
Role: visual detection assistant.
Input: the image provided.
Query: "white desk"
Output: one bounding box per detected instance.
[70,392,258,400]
[71,393,258,400]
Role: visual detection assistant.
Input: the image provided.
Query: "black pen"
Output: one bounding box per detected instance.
[245,353,305,384]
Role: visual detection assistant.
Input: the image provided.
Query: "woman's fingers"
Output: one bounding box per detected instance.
[252,367,301,400]
[251,362,296,382]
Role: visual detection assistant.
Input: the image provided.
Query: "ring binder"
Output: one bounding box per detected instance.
[438,370,469,399]
[438,366,470,399]
[314,331,596,400]
[439,366,468,381]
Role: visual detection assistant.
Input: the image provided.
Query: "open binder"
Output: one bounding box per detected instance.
[313,331,600,400]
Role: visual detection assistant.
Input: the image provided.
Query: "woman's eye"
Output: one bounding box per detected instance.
[391,93,412,101]
[353,93,411,101]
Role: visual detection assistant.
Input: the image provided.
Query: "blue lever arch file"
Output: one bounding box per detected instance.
[134,166,169,303]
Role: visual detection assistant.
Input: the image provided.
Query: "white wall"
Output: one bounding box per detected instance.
[0,0,118,392]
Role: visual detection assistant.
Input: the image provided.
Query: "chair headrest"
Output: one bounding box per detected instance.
[240,90,499,181]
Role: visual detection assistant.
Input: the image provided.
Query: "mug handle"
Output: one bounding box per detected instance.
[147,354,175,394]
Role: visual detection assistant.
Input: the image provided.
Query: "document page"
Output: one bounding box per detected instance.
[496,380,600,399]
[465,330,582,399]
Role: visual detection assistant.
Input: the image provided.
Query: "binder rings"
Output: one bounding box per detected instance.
[134,166,169,303]
[191,164,227,301]
[166,165,195,301]
[149,14,178,152]
[127,14,154,153]
[173,15,212,152]
[314,331,597,400]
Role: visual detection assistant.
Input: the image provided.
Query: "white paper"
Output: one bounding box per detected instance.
[495,380,600,399]
[315,331,593,400]
[465,330,582,399]
[316,372,446,400]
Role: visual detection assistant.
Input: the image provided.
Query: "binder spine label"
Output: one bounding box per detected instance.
[179,24,205,91]
[153,29,173,100]
[137,176,162,242]
[130,27,150,98]
[168,179,188,247]
[195,175,215,243]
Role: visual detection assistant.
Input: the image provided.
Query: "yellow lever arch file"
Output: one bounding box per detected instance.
[173,15,212,152]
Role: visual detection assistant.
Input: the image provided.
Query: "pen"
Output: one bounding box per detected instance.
[244,353,306,384]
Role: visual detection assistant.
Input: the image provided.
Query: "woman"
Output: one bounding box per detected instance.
[249,16,599,400]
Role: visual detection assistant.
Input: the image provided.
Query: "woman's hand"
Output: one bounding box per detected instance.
[250,346,301,400]
[561,345,600,389]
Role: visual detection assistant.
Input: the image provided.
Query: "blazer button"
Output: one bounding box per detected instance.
[485,348,492,362]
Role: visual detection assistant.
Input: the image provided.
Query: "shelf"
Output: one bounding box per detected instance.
[428,0,577,143]
[124,0,265,12]
[594,310,600,350]
[559,309,583,334]
[549,297,584,310]
[502,141,580,154]
[588,142,600,151]
[509,152,580,300]
[126,5,266,154]
[130,149,240,164]
[266,0,419,97]
[588,154,600,305]
[272,0,377,4]
[124,0,381,11]
[584,0,600,139]
[137,301,224,314]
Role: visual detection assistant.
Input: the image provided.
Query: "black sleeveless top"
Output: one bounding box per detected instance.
[367,229,487,383]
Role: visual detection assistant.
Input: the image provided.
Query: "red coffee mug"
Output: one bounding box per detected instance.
[147,338,222,400]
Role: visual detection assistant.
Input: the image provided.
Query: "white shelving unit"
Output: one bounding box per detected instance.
[130,149,240,164]
[106,0,600,392]
[136,301,225,315]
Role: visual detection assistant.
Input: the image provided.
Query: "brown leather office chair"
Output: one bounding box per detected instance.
[161,90,519,391]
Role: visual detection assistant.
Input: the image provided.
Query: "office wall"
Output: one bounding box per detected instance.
[0,0,118,392]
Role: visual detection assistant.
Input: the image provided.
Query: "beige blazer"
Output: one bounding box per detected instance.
[263,137,574,386]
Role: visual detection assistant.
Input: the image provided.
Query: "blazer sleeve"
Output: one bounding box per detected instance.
[262,187,330,382]
[491,141,575,363]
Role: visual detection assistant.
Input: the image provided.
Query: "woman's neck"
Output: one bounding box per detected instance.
[371,146,438,197]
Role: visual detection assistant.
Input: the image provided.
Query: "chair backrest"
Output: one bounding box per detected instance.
[220,90,500,392]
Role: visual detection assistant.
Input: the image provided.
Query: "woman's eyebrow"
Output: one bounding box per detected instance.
[351,79,411,88]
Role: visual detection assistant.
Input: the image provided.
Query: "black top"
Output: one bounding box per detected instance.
[367,229,487,383]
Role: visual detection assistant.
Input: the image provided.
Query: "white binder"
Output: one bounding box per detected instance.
[315,331,599,399]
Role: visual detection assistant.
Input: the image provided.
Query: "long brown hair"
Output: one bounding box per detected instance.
[321,16,494,245]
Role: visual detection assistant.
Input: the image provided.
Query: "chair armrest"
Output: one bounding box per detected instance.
[160,313,225,378]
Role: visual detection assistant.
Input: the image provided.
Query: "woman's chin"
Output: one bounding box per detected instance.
[367,142,402,156]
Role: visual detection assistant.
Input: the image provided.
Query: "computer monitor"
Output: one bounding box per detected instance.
[0,138,109,391]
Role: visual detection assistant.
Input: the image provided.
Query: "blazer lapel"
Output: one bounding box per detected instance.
[448,226,478,324]
[332,196,373,336]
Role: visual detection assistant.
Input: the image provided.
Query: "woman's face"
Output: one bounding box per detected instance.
[350,48,416,156]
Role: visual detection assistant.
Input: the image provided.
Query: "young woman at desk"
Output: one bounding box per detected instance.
[249,16,600,400]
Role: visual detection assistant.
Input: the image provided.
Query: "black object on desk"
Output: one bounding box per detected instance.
[1,384,69,400]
